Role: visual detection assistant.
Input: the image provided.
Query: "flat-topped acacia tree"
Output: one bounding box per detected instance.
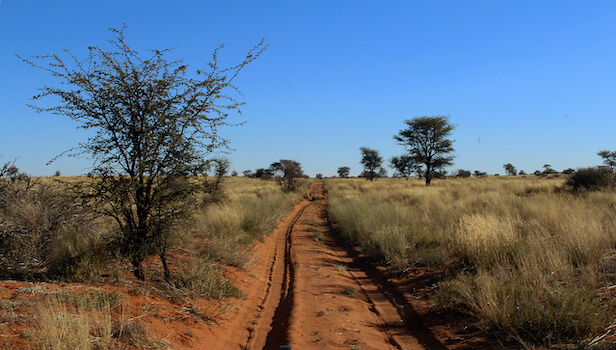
[21,26,266,280]
[394,116,456,186]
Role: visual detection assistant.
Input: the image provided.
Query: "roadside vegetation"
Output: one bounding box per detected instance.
[0,171,307,348]
[191,177,308,270]
[325,175,616,347]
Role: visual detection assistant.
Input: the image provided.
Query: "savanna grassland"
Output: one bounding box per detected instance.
[325,175,616,347]
[0,176,308,349]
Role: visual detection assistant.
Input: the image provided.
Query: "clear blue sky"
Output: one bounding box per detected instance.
[2,1,616,177]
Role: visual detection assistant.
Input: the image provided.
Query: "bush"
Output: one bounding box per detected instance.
[0,180,106,278]
[566,167,614,192]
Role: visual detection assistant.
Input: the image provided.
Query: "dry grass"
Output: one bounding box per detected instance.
[325,176,616,345]
[37,292,115,350]
[190,177,308,270]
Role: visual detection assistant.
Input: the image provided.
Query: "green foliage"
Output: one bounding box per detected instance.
[359,147,385,181]
[390,155,416,179]
[453,169,471,178]
[503,163,517,176]
[270,159,304,192]
[22,26,266,280]
[202,158,230,200]
[542,164,557,174]
[394,116,456,186]
[598,150,616,170]
[337,166,350,178]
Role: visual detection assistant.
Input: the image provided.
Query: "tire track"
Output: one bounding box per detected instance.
[243,182,446,350]
[244,195,309,350]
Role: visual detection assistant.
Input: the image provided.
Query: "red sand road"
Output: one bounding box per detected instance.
[233,182,446,350]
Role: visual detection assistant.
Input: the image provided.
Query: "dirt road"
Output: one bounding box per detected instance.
[227,182,446,350]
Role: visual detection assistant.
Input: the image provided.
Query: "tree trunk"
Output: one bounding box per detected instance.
[132,258,145,280]
[425,163,432,186]
[160,253,172,281]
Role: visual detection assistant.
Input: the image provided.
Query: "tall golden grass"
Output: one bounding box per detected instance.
[190,177,308,270]
[325,176,616,345]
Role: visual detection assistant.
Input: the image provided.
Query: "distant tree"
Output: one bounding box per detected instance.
[503,163,517,176]
[394,116,456,186]
[54,170,61,177]
[230,170,238,177]
[390,155,416,180]
[359,147,385,181]
[337,166,350,178]
[543,164,557,175]
[519,170,527,175]
[254,168,273,179]
[270,160,304,192]
[21,26,266,280]
[315,173,323,179]
[562,168,575,175]
[454,169,471,178]
[378,168,388,178]
[534,170,542,176]
[243,170,254,178]
[473,170,488,177]
[598,150,616,170]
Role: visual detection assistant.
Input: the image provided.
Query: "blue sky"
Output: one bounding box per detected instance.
[1,1,616,177]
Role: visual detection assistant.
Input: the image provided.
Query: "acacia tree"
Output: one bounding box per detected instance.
[270,160,304,192]
[22,26,266,280]
[503,163,517,176]
[203,158,230,195]
[390,155,416,180]
[394,116,455,186]
[359,147,386,181]
[337,166,350,178]
[598,150,616,170]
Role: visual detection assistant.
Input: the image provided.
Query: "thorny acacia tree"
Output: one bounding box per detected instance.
[359,147,386,181]
[22,27,266,280]
[337,166,350,178]
[598,150,616,171]
[394,116,456,186]
[270,159,304,192]
[503,163,518,176]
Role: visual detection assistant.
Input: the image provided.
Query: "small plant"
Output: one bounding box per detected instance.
[173,260,243,301]
[313,331,323,343]
[50,291,121,311]
[309,228,325,242]
[340,305,352,313]
[343,287,358,296]
[37,292,116,350]
[111,320,152,348]
[335,264,348,273]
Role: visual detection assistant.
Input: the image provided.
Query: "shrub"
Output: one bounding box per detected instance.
[0,181,105,276]
[566,167,614,192]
